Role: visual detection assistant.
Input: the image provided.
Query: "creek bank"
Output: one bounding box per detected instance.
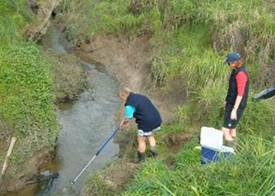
[76,35,186,123]
[0,1,66,194]
[51,53,87,104]
[26,0,62,41]
[41,24,87,104]
[0,24,86,196]
[1,147,55,193]
[74,35,191,195]
[31,24,119,196]
[82,130,193,196]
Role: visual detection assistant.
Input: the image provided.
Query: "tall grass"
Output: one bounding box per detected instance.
[59,0,163,43]
[125,135,275,195]
[59,0,275,88]
[150,24,275,138]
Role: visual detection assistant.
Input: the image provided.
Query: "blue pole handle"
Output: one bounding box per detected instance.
[95,127,120,156]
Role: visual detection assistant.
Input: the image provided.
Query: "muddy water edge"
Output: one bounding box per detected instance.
[6,25,120,196]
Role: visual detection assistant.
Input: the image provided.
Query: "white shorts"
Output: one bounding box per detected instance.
[137,127,161,137]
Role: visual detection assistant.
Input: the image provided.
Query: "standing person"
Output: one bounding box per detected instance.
[222,52,249,142]
[119,88,162,163]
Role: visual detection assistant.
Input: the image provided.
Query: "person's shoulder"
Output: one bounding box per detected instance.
[236,70,248,80]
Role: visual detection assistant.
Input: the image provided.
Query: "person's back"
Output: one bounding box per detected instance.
[125,93,162,132]
[119,88,162,163]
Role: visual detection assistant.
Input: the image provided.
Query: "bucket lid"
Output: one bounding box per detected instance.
[200,127,223,150]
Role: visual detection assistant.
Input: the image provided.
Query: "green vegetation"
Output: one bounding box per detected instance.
[0,0,273,194]
[0,0,31,43]
[125,134,275,195]
[59,0,275,135]
[0,1,58,173]
[0,43,58,147]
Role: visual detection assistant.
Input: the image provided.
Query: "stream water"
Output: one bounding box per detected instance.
[9,26,120,196]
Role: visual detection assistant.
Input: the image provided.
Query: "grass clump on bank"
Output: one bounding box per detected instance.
[46,52,87,103]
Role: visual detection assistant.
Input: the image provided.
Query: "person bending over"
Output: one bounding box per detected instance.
[119,88,162,162]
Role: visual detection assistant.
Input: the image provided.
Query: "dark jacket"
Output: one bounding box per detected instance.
[226,66,249,108]
[125,93,162,132]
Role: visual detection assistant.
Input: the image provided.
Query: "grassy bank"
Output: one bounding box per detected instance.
[0,0,58,176]
[59,1,275,138]
[124,134,275,195]
[57,0,275,195]
[58,0,275,136]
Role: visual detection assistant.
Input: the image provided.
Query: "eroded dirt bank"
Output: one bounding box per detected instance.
[77,35,185,122]
[0,147,55,193]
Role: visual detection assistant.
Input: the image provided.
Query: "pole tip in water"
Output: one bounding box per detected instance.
[71,181,75,185]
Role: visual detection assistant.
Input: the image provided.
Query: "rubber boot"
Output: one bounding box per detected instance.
[137,151,145,163]
[149,149,158,158]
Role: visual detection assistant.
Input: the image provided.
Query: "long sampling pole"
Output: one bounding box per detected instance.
[71,127,120,184]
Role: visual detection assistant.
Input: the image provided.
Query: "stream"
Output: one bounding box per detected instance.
[9,26,120,195]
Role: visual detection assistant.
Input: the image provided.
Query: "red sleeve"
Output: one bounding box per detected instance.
[236,72,248,96]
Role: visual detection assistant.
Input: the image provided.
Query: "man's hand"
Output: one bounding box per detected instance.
[230,108,237,120]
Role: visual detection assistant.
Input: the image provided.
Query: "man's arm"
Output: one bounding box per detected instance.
[231,72,248,119]
[120,105,135,128]
[233,95,243,110]
[234,71,248,109]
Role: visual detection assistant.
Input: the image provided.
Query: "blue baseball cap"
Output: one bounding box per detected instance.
[224,52,241,64]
